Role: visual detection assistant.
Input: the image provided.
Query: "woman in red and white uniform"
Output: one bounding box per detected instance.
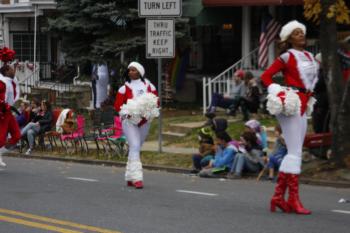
[0,80,21,167]
[114,62,158,189]
[0,64,20,107]
[261,21,319,215]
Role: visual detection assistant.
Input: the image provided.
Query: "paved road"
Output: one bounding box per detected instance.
[1,157,350,233]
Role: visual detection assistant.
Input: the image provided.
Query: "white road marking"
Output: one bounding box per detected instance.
[332,209,350,215]
[176,190,218,196]
[66,177,98,182]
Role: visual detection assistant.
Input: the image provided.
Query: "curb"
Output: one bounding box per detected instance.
[5,153,350,188]
[299,178,350,189]
[5,153,190,174]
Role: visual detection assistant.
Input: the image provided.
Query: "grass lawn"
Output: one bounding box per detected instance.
[34,110,277,169]
[147,113,277,148]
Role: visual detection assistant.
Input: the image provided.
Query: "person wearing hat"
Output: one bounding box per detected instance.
[206,69,245,117]
[261,20,319,215]
[244,119,268,151]
[191,127,215,174]
[198,131,236,178]
[114,61,158,189]
[0,80,21,167]
[0,48,21,114]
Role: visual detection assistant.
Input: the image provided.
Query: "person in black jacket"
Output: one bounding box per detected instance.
[21,100,53,155]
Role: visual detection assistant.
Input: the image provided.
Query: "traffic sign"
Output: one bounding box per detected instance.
[146,19,175,58]
[139,0,182,17]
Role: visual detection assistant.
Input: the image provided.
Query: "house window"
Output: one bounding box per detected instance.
[11,33,48,62]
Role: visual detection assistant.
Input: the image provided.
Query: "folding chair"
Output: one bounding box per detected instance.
[106,116,128,158]
[60,115,86,154]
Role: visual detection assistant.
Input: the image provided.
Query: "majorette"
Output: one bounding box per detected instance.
[261,20,319,215]
[114,61,159,189]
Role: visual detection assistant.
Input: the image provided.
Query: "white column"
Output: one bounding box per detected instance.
[268,6,276,66]
[241,6,251,68]
[3,17,10,48]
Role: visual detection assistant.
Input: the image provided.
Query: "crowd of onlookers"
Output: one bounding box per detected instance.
[191,116,287,181]
[14,98,76,155]
[205,69,264,121]
[197,69,291,180]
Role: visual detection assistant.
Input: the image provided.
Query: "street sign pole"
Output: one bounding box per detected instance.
[158,58,162,153]
[139,0,182,154]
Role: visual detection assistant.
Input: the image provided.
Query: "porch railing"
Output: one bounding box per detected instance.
[202,47,259,114]
[18,66,40,96]
[202,43,321,114]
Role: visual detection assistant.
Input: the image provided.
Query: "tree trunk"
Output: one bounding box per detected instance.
[320,0,350,168]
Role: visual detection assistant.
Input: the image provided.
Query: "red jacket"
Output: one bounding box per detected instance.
[0,107,21,147]
[261,50,318,115]
[0,80,20,147]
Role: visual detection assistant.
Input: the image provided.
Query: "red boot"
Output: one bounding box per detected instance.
[270,172,290,213]
[133,181,143,189]
[287,174,311,215]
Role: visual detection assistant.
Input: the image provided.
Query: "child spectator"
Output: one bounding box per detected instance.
[267,125,287,180]
[244,119,268,151]
[191,127,215,174]
[199,131,236,178]
[227,131,264,179]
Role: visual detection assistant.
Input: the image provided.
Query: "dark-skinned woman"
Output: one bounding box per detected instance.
[261,20,319,215]
[114,62,158,189]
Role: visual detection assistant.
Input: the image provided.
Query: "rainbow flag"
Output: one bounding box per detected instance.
[169,49,189,90]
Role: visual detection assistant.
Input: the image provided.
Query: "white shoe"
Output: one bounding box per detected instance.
[0,156,6,167]
[25,148,32,156]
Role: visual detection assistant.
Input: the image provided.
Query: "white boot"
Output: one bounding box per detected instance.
[125,160,143,182]
[0,155,6,167]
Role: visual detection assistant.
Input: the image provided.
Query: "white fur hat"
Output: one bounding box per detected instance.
[279,20,306,42]
[128,61,145,77]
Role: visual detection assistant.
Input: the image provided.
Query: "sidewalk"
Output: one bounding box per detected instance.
[142,141,197,154]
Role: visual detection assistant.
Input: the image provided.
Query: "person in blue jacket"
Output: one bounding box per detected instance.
[199,131,236,178]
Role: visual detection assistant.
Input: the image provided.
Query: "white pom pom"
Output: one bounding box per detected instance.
[284,89,301,116]
[268,83,283,95]
[121,92,160,125]
[306,96,317,116]
[266,93,283,115]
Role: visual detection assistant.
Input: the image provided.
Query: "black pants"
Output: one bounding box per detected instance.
[92,80,97,109]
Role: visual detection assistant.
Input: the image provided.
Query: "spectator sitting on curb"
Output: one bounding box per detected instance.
[266,124,287,181]
[244,119,268,153]
[191,127,215,174]
[227,131,264,179]
[199,131,236,178]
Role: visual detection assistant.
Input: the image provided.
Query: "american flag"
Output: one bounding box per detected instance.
[258,14,281,69]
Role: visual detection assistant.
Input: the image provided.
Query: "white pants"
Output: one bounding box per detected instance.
[0,146,9,166]
[122,121,150,181]
[95,74,109,108]
[277,114,307,174]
